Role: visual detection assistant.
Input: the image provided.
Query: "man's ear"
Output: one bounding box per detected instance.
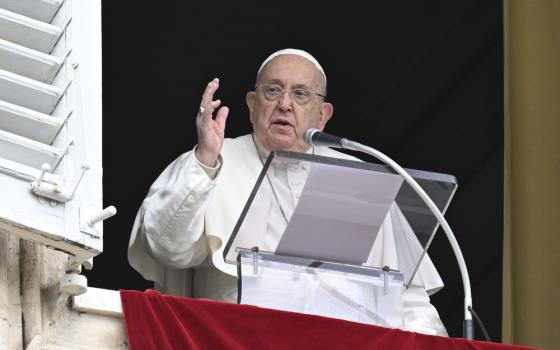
[246,91,256,123]
[318,102,333,130]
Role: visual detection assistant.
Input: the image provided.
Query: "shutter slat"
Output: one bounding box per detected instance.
[0,69,64,114]
[0,7,62,53]
[0,38,62,83]
[0,0,62,24]
[0,128,65,168]
[0,99,67,144]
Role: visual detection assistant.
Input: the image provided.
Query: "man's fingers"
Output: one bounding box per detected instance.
[197,99,222,122]
[214,106,229,131]
[201,78,219,108]
[198,78,222,122]
[210,99,221,111]
[194,78,226,163]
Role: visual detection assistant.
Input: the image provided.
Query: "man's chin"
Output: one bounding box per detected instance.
[267,137,311,153]
[266,135,298,151]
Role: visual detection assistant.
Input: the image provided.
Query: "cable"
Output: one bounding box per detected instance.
[468,305,491,342]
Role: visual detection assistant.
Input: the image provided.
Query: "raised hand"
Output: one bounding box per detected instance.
[194,78,229,167]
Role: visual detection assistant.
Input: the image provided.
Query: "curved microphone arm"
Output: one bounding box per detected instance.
[340,138,474,339]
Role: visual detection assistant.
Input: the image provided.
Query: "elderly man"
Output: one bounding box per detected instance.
[128,49,448,336]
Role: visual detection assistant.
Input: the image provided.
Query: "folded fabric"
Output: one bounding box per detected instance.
[120,289,539,350]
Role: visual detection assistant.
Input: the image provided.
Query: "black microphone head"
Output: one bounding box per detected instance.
[303,128,321,146]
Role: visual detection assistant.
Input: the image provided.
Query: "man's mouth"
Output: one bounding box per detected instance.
[271,119,293,127]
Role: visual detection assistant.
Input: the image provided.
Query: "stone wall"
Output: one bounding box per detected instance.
[0,232,127,350]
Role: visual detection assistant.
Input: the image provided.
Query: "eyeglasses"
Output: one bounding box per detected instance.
[256,84,326,105]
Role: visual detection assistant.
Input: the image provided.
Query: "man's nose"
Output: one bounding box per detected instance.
[277,90,293,111]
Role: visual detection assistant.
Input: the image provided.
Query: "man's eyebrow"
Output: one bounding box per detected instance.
[291,83,310,89]
[264,79,310,89]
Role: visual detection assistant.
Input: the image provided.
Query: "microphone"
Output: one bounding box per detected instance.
[303,128,346,148]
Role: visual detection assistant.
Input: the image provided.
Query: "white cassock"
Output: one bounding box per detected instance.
[128,134,448,336]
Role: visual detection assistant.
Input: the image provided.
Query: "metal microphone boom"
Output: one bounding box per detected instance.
[303,128,475,339]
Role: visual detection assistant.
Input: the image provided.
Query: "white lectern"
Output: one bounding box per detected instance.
[223,151,457,328]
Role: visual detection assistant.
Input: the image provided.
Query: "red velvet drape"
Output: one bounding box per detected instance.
[120,289,539,350]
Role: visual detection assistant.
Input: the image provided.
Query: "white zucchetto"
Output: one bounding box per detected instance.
[257,48,326,82]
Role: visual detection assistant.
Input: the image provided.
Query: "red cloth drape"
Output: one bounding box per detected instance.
[120,289,538,350]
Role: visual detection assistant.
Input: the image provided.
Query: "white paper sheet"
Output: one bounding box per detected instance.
[275,162,403,265]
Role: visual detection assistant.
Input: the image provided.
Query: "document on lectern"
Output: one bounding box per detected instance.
[275,162,404,265]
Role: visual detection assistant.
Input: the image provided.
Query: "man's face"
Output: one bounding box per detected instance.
[246,55,333,153]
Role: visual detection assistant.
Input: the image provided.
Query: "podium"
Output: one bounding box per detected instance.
[223,151,457,328]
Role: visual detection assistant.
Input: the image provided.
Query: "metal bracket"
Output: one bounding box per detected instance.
[31,162,89,203]
[251,246,259,275]
[382,265,390,295]
[79,208,98,237]
[79,206,117,238]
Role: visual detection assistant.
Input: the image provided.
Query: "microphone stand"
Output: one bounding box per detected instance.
[340,138,474,340]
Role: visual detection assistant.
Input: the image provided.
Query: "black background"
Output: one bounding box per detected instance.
[89,0,503,341]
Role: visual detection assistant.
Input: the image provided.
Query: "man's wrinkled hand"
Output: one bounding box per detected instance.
[195,78,229,167]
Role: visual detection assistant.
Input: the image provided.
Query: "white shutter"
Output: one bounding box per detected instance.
[0,0,107,267]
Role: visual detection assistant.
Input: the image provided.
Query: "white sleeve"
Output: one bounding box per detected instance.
[402,285,448,337]
[129,148,222,275]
